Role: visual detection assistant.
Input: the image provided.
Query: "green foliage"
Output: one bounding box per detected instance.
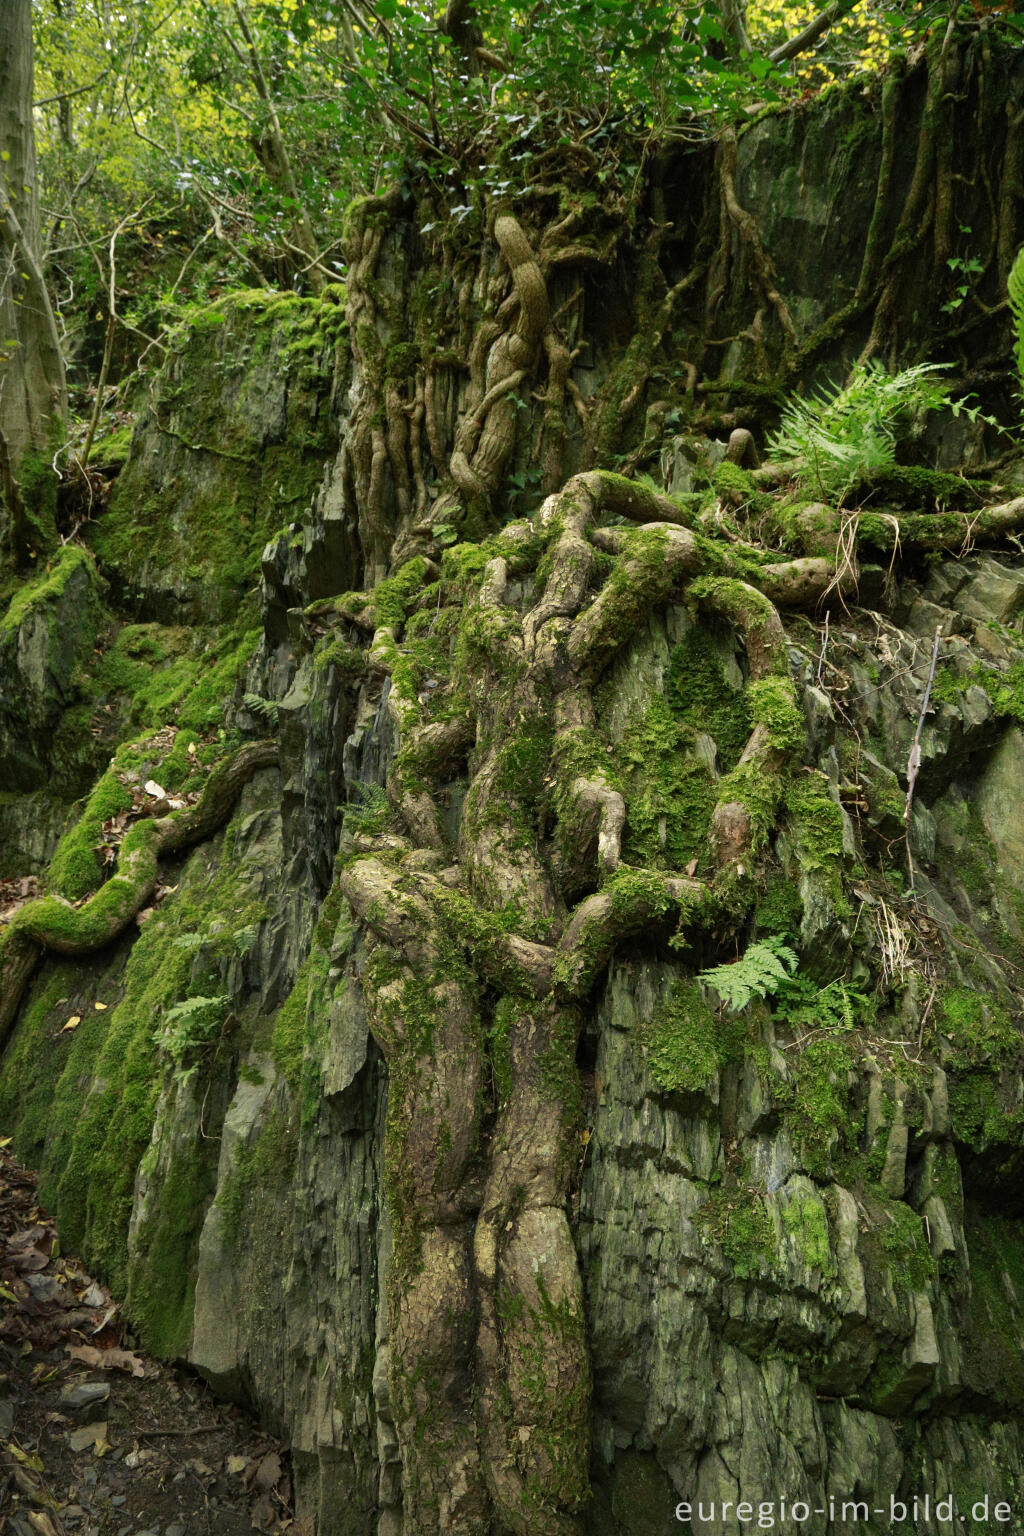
[341,784,390,837]
[773,971,874,1033]
[156,992,229,1079]
[697,935,797,1012]
[242,693,280,729]
[1009,245,1024,424]
[768,361,953,501]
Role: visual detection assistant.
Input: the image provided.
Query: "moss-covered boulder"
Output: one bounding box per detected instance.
[88,290,344,623]
[0,545,105,793]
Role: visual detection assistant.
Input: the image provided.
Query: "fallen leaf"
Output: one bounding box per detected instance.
[143,780,166,798]
[255,1450,282,1490]
[66,1342,144,1377]
[27,1512,59,1535]
[227,1454,247,1476]
[60,1016,81,1033]
[7,1443,43,1471]
[0,1136,11,1147]
[9,1248,48,1273]
[94,1002,107,1011]
[68,1422,107,1453]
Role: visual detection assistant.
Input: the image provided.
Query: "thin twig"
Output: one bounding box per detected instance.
[904,624,943,892]
[816,609,829,686]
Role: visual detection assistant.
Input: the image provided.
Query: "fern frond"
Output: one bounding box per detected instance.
[697,937,798,1013]
[243,693,280,729]
[768,362,952,499]
[1009,246,1024,421]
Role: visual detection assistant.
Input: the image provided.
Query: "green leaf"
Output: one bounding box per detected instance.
[698,938,798,1014]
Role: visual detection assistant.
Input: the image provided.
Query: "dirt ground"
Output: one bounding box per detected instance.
[0,1143,306,1536]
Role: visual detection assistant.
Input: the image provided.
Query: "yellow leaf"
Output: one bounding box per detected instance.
[0,1135,11,1147]
[94,1001,107,1011]
[60,1015,82,1033]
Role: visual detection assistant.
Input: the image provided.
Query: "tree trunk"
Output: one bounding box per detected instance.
[0,0,68,552]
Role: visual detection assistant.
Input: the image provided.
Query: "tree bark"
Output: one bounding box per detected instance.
[0,0,68,551]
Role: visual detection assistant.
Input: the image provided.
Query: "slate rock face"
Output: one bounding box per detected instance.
[6,46,1024,1536]
[0,544,103,793]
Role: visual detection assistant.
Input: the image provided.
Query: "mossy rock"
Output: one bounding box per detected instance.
[0,545,106,794]
[87,293,341,623]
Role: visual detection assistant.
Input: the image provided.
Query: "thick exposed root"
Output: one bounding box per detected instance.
[0,741,278,1046]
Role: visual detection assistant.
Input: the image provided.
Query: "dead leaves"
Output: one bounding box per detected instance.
[0,876,39,927]
[238,1443,291,1530]
[65,1343,145,1378]
[0,1150,120,1353]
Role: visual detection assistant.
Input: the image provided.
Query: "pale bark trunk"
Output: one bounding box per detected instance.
[0,0,68,547]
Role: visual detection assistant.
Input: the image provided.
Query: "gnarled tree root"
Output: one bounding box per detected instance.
[0,740,278,1047]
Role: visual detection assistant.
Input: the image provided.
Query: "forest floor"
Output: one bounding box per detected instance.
[0,1145,304,1536]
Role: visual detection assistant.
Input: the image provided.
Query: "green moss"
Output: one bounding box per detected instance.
[127,1136,215,1357]
[747,675,803,751]
[537,1008,583,1127]
[935,987,1022,1066]
[18,446,61,550]
[487,995,515,1105]
[90,423,134,469]
[784,770,851,915]
[0,814,269,1335]
[960,1212,1024,1409]
[697,1183,775,1279]
[614,697,715,871]
[767,498,838,557]
[494,711,554,810]
[372,557,431,628]
[0,958,113,1178]
[216,1109,298,1250]
[497,1274,589,1513]
[711,461,756,501]
[781,1192,833,1271]
[878,1200,935,1292]
[48,765,134,900]
[271,957,315,1092]
[0,544,98,636]
[853,464,986,508]
[755,873,803,937]
[666,625,751,769]
[640,978,745,1094]
[780,1032,857,1178]
[715,756,782,854]
[11,818,161,951]
[89,295,336,619]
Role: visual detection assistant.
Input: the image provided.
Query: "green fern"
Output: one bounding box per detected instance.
[697,936,798,1013]
[1008,245,1024,423]
[768,360,952,501]
[342,783,390,835]
[773,973,873,1033]
[242,693,279,729]
[157,993,229,1074]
